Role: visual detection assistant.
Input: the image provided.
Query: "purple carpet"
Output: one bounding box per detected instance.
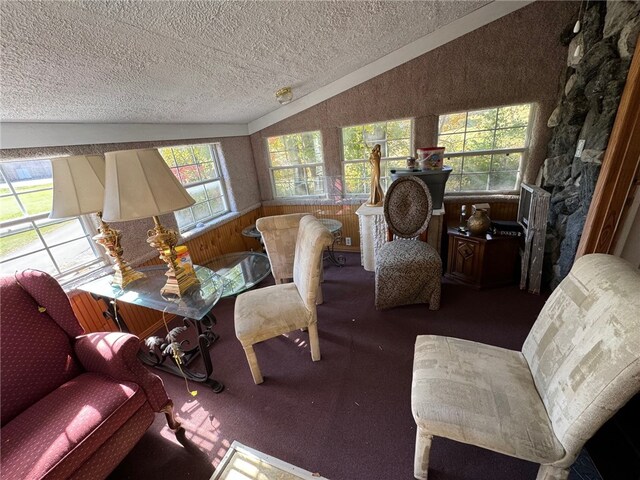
[109,253,547,480]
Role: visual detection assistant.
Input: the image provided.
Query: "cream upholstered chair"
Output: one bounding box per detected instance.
[375,175,442,310]
[234,215,333,384]
[256,213,307,285]
[411,254,640,480]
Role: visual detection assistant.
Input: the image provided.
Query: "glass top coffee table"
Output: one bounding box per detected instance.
[204,251,271,297]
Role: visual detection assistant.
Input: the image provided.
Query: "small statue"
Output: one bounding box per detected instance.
[367,144,384,206]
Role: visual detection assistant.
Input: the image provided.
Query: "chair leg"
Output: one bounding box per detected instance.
[243,345,264,384]
[161,400,182,431]
[536,465,569,480]
[414,428,433,480]
[308,323,321,361]
[316,285,324,305]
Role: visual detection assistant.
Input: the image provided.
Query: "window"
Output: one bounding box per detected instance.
[158,144,229,232]
[0,159,107,282]
[438,104,533,193]
[267,131,325,198]
[342,119,413,196]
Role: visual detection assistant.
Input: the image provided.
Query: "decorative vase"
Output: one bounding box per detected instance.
[467,209,491,236]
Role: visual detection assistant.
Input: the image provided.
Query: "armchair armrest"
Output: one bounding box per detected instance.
[74,332,170,412]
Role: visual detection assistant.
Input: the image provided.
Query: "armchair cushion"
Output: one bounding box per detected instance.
[0,373,147,480]
[412,335,565,464]
[75,332,170,411]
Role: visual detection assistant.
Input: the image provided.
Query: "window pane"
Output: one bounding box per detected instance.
[270,152,289,167]
[494,127,527,149]
[172,148,195,166]
[159,148,176,167]
[0,171,11,195]
[193,145,212,163]
[18,190,53,216]
[439,134,464,153]
[344,162,370,195]
[50,237,96,272]
[439,113,466,134]
[445,157,463,173]
[175,207,195,229]
[445,174,462,192]
[192,202,212,222]
[198,162,219,180]
[461,174,489,191]
[267,136,285,152]
[0,250,57,276]
[492,153,521,171]
[489,172,519,190]
[466,109,497,131]
[463,155,491,173]
[208,198,226,216]
[4,160,51,191]
[205,181,224,201]
[39,219,87,246]
[386,120,411,140]
[343,142,365,161]
[387,139,410,158]
[186,184,207,203]
[497,104,531,128]
[0,224,45,260]
[464,130,494,152]
[0,195,24,221]
[177,165,201,184]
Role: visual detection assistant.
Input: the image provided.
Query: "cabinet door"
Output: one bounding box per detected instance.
[447,236,483,286]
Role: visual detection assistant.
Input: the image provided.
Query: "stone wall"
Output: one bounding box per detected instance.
[543,0,640,289]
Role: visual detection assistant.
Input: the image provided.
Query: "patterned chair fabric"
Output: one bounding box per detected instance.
[256,213,307,285]
[234,215,333,384]
[411,254,640,480]
[375,176,442,310]
[0,269,179,480]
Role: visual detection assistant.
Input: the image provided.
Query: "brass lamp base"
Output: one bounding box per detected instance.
[147,216,200,297]
[94,213,145,289]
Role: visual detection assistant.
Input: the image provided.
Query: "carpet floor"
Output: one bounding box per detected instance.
[109,252,551,480]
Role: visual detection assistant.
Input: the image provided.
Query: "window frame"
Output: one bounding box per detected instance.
[266,130,326,199]
[341,118,414,197]
[159,143,230,233]
[437,104,535,195]
[0,159,109,284]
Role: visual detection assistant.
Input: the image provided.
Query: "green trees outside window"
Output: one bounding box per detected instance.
[159,144,229,232]
[342,119,412,196]
[266,131,325,198]
[438,104,532,193]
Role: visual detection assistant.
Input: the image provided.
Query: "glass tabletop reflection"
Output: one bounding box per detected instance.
[204,251,271,297]
[77,265,224,321]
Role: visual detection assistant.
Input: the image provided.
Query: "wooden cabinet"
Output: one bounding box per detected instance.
[445,228,520,289]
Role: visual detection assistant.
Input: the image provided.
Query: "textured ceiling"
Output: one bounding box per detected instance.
[0,0,489,124]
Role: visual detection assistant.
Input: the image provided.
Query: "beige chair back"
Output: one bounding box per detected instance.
[293,216,333,310]
[256,213,306,284]
[522,254,640,460]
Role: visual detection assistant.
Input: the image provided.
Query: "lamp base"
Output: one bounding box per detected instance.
[94,214,146,289]
[147,216,200,297]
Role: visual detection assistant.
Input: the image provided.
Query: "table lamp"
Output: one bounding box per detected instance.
[49,155,145,288]
[102,148,199,297]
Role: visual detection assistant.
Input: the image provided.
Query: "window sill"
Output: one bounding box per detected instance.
[179,204,261,243]
[444,193,520,203]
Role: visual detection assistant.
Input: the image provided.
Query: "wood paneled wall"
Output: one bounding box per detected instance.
[72,199,518,334]
[261,204,361,252]
[443,200,519,227]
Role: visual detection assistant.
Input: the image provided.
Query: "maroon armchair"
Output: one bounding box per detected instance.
[0,269,180,480]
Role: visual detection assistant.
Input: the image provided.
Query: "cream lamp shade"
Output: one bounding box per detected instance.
[102,148,195,222]
[49,154,106,218]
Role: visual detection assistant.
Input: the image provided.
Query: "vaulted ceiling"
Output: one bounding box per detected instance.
[0,0,499,127]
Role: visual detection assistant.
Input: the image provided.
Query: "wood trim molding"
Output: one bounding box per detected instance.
[576,37,640,258]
